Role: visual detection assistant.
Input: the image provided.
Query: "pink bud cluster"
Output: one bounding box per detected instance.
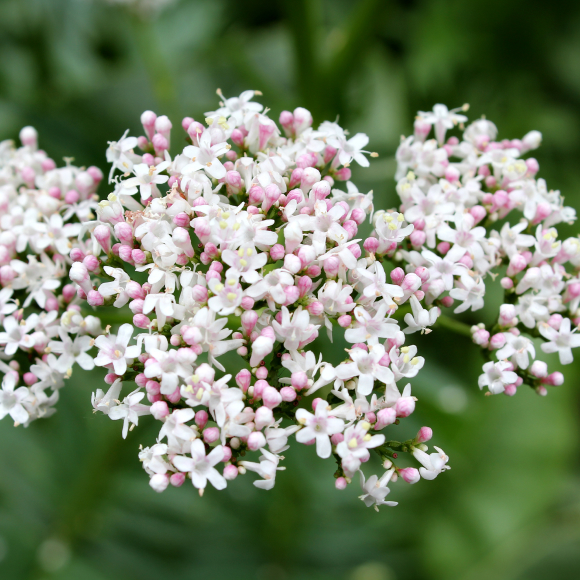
[0,128,103,425]
[393,104,579,396]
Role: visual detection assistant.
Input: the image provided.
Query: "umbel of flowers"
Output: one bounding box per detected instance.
[394,105,577,396]
[72,90,450,509]
[0,129,104,425]
[1,91,577,510]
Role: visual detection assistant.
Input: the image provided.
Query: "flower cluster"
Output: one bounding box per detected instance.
[78,90,449,509]
[0,128,103,426]
[392,104,578,396]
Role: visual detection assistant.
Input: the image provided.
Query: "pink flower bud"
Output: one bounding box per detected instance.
[133,314,151,329]
[364,237,379,253]
[395,396,415,418]
[284,285,300,305]
[470,205,487,224]
[399,467,420,484]
[261,184,281,212]
[255,406,274,430]
[459,254,473,269]
[151,401,169,420]
[93,224,111,254]
[263,386,282,409]
[416,426,433,443]
[23,372,37,386]
[132,249,147,264]
[307,301,324,316]
[375,407,397,430]
[548,314,563,330]
[301,167,321,193]
[338,314,352,328]
[334,167,351,181]
[279,110,294,135]
[83,254,100,272]
[348,243,362,260]
[490,333,506,350]
[323,255,340,277]
[290,371,308,391]
[247,431,267,451]
[312,398,325,411]
[500,277,514,290]
[150,474,169,493]
[410,229,426,249]
[170,472,186,487]
[87,290,104,306]
[350,208,365,225]
[388,267,404,285]
[472,328,490,346]
[256,366,268,380]
[343,220,358,239]
[141,110,157,140]
[154,114,172,139]
[312,180,331,200]
[402,273,421,293]
[335,477,347,490]
[280,387,297,402]
[541,372,563,386]
[530,360,548,378]
[223,465,239,481]
[240,296,254,310]
[507,253,527,276]
[152,133,169,155]
[437,241,450,255]
[284,254,302,274]
[203,427,220,444]
[235,369,251,392]
[532,202,552,225]
[194,410,208,429]
[118,245,133,263]
[296,276,313,298]
[270,244,285,261]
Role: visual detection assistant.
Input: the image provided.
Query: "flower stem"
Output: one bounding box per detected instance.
[436,313,473,338]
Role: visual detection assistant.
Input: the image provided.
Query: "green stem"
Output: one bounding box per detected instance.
[436,313,473,338]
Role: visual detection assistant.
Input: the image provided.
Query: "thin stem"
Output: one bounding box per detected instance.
[436,313,473,338]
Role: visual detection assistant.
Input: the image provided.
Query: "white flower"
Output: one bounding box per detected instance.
[92,379,123,415]
[539,318,580,365]
[418,104,468,144]
[106,129,139,182]
[478,361,518,394]
[404,295,439,334]
[450,273,485,313]
[108,389,150,438]
[345,304,400,344]
[94,324,141,375]
[272,306,319,351]
[0,314,38,355]
[496,332,535,369]
[335,344,393,396]
[295,404,344,458]
[239,449,285,490]
[48,330,95,373]
[413,446,450,480]
[0,373,30,425]
[122,161,170,200]
[358,469,398,510]
[172,439,227,491]
[182,131,229,180]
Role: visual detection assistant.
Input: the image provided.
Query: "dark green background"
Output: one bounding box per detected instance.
[1,1,579,579]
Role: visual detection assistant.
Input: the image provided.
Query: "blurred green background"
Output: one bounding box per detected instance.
[1,0,580,578]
